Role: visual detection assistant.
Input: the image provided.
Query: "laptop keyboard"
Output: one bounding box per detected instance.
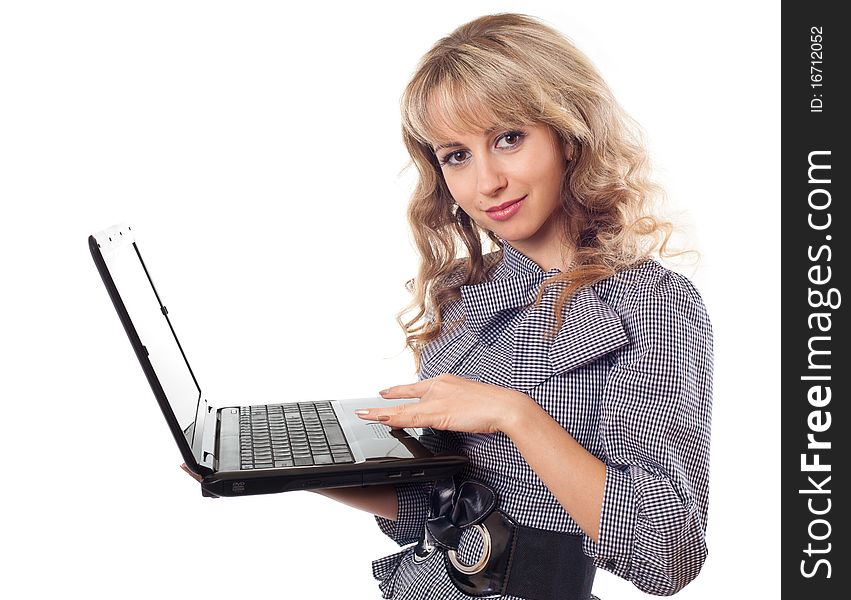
[239,401,355,470]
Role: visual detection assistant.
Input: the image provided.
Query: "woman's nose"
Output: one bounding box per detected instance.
[475,155,507,197]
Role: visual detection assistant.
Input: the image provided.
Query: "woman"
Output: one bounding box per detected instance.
[320,12,713,600]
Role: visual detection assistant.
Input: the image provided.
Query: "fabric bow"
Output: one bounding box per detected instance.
[446,243,630,391]
[460,270,558,346]
[425,478,497,551]
[458,243,566,346]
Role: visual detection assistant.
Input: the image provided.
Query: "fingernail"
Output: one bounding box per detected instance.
[355,409,370,415]
[377,415,390,422]
[379,389,389,395]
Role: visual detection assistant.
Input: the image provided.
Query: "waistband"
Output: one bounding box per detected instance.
[414,478,596,600]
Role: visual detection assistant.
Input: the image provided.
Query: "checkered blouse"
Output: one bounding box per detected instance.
[371,242,713,599]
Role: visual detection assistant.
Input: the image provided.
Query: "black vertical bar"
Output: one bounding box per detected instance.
[782,5,848,598]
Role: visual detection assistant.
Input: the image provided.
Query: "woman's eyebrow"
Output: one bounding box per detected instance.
[433,140,464,152]
[432,125,504,153]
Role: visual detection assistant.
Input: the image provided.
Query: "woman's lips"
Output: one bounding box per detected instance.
[486,196,526,221]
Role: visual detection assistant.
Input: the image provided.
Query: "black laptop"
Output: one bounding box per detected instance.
[89,223,467,498]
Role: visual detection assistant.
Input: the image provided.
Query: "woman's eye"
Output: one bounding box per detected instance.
[496,131,525,149]
[438,131,525,168]
[441,150,469,167]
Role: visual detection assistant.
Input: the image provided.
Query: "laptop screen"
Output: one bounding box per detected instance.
[93,225,202,451]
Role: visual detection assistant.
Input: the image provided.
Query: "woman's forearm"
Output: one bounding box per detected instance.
[502,394,606,542]
[310,483,399,521]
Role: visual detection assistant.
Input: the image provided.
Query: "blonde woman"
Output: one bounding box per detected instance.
[317,13,713,600]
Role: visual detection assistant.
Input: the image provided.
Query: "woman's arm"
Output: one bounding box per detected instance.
[310,484,399,521]
[318,481,434,549]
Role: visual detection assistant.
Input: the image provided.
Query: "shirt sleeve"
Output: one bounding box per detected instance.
[374,481,432,546]
[582,268,713,596]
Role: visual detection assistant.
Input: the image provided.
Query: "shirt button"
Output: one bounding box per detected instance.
[605,559,617,570]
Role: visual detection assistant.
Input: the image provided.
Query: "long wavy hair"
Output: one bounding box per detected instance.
[397,13,680,372]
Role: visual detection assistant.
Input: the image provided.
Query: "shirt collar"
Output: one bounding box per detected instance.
[498,242,563,279]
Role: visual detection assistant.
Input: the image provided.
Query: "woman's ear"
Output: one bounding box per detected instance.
[564,142,575,161]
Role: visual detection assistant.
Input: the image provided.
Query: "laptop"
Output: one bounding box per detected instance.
[89,223,468,498]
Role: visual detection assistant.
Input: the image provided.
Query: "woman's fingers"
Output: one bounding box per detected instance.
[358,376,459,428]
[355,408,391,422]
[180,462,203,482]
[357,375,512,434]
[379,382,423,399]
[359,381,429,422]
[355,401,426,427]
[355,404,402,422]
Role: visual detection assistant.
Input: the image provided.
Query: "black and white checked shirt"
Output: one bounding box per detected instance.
[372,242,713,599]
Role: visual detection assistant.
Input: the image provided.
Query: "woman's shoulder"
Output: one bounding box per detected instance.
[592,258,712,336]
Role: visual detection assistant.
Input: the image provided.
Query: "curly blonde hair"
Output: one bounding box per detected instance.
[397,13,678,372]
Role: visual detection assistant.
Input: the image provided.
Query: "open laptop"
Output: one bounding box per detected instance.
[89,223,467,498]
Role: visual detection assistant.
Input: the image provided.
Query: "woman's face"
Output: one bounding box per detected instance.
[431,121,570,260]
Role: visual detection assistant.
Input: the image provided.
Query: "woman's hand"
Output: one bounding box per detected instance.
[355,374,532,434]
[180,463,203,482]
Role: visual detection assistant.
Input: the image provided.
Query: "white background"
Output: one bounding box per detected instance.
[1,1,779,598]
